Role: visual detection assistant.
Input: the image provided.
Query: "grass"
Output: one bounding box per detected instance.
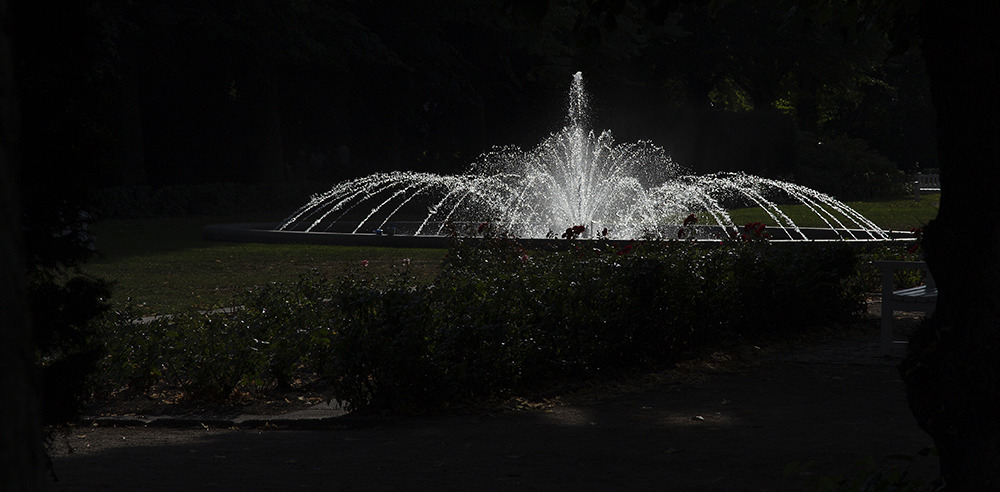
[84,195,938,316]
[84,215,448,316]
[726,194,938,231]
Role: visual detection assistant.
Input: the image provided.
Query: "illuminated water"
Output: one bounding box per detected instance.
[279,73,887,241]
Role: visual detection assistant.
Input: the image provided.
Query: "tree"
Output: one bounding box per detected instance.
[0,0,46,488]
[9,0,112,428]
[900,0,1000,488]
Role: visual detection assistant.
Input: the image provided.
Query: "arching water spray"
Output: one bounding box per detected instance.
[279,73,888,241]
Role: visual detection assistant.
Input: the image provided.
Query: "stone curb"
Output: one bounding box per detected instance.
[79,413,390,430]
[78,400,391,430]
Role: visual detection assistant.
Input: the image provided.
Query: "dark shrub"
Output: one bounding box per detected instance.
[30,273,109,423]
[95,235,866,413]
[325,274,439,412]
[790,133,909,200]
[236,273,337,390]
[93,182,326,218]
[155,311,266,402]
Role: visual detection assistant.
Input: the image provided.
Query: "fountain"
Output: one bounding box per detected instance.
[204,73,909,247]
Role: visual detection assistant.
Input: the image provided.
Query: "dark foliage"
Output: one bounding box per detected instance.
[789,133,910,200]
[13,1,933,193]
[29,273,109,423]
[9,0,114,425]
[92,182,327,219]
[95,236,866,413]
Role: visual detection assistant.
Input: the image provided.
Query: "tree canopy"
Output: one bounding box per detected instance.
[9,0,933,191]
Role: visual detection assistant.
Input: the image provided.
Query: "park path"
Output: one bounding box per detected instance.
[47,321,936,491]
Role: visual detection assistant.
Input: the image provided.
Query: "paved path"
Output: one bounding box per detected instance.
[47,324,936,491]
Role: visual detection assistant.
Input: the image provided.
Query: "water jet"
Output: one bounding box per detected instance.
[205,73,910,246]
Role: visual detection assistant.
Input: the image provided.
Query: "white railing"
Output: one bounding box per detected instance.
[914,173,941,201]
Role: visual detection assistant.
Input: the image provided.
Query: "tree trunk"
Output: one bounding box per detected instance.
[0,0,46,488]
[901,1,1000,488]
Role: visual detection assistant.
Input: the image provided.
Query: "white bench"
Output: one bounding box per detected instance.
[914,173,940,201]
[874,260,937,354]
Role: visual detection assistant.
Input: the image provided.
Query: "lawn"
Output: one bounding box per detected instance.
[84,215,448,316]
[726,194,938,231]
[83,195,938,316]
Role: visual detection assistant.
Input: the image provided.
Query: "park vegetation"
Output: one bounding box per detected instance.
[12,0,933,200]
[90,229,918,413]
[14,0,1000,488]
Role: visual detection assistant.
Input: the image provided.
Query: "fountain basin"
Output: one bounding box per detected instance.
[203,222,917,249]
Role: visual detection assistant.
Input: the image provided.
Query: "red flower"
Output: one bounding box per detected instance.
[477,222,488,233]
[683,213,698,226]
[907,227,924,254]
[736,222,770,241]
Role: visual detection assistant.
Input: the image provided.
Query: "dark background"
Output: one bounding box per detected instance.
[9,0,934,211]
[12,2,1000,488]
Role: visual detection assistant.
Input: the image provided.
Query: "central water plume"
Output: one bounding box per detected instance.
[279,72,887,241]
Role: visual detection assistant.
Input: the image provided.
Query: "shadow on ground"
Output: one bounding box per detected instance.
[47,318,936,491]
